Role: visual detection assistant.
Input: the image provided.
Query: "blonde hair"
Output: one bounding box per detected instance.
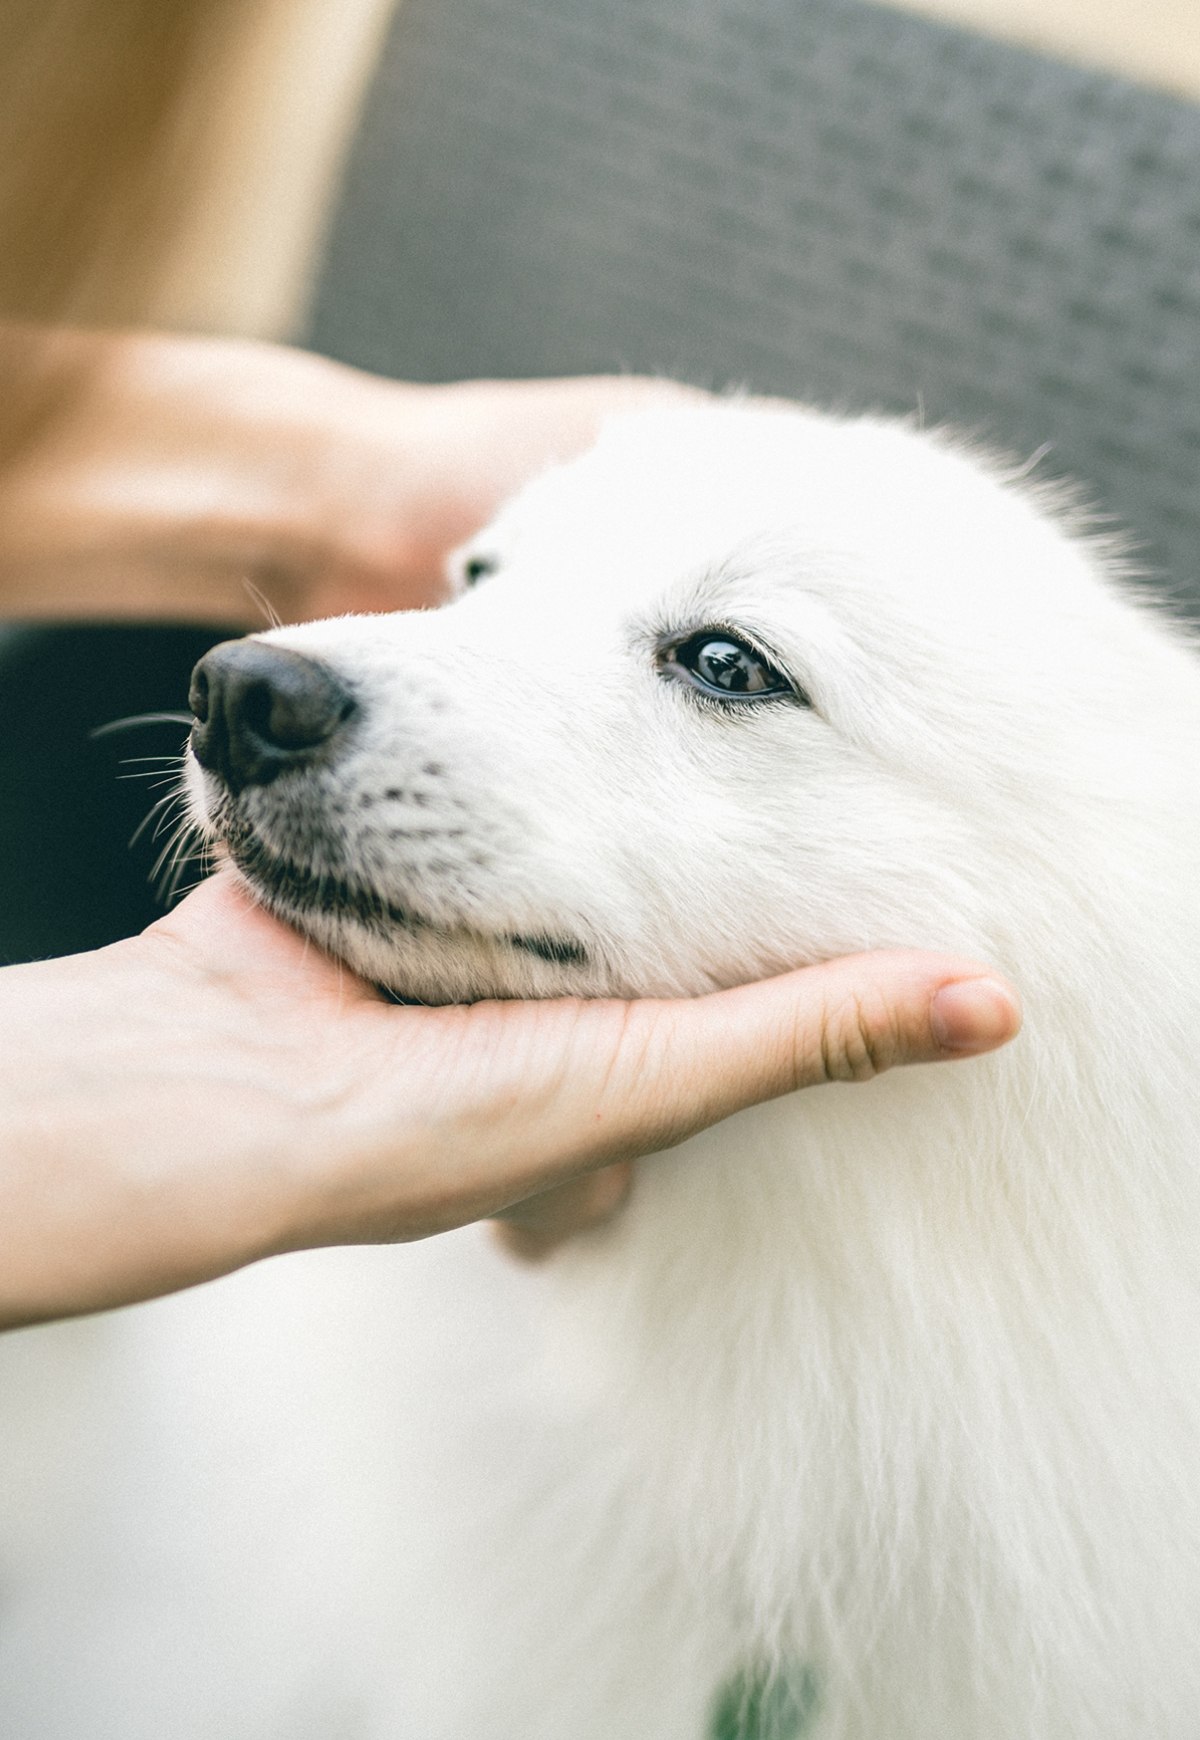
[0,0,264,326]
[0,0,261,453]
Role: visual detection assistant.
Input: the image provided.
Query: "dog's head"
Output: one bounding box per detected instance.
[186,402,1171,1002]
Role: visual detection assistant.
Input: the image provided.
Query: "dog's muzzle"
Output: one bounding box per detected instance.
[189,640,356,795]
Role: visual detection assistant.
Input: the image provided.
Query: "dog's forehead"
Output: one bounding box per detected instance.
[507,407,836,559]
[484,404,1022,621]
[473,409,850,625]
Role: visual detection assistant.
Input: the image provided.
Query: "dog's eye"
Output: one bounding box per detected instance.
[663,631,795,702]
[462,554,499,587]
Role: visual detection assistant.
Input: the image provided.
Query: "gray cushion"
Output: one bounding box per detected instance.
[308,0,1200,614]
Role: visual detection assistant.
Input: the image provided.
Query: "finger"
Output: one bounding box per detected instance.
[498,950,1022,1182]
[492,1162,635,1262]
[392,949,1023,1243]
[609,949,1020,1141]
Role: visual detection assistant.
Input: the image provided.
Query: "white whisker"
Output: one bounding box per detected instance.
[242,577,284,630]
[128,790,183,852]
[91,711,193,739]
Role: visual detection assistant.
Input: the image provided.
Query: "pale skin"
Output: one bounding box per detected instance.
[0,331,1022,1328]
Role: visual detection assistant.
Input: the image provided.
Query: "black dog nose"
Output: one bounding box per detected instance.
[189,640,355,793]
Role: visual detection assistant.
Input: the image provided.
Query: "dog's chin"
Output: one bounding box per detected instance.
[201,800,594,1003]
[228,863,597,1006]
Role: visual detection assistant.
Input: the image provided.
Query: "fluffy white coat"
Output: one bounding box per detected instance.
[2,402,1199,1739]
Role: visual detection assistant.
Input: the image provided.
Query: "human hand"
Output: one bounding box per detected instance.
[0,328,691,624]
[0,870,1020,1328]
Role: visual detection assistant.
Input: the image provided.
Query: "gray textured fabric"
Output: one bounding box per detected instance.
[309,0,1200,612]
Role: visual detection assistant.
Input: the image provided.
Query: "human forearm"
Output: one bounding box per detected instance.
[0,329,426,624]
[0,328,694,626]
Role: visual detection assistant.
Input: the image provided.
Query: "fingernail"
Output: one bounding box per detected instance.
[930,978,1021,1053]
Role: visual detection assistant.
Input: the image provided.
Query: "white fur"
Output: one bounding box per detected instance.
[3,401,1200,1738]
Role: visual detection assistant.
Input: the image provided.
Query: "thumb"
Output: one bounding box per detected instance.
[509,950,1022,1179]
[420,950,1022,1235]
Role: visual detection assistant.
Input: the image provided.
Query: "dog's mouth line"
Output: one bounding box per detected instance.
[223,816,422,934]
[219,817,588,968]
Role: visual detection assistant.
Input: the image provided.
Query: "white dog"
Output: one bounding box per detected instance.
[2,401,1199,1740]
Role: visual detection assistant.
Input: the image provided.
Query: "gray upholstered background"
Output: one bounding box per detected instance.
[310,0,1200,615]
